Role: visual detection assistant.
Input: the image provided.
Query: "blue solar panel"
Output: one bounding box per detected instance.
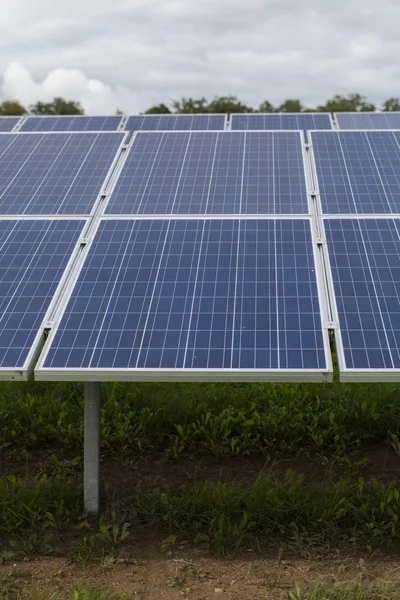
[231,113,332,131]
[0,219,84,373]
[39,218,327,376]
[20,116,123,132]
[125,114,226,132]
[0,132,124,215]
[324,218,400,374]
[0,117,20,132]
[336,113,400,130]
[105,132,309,215]
[311,131,400,215]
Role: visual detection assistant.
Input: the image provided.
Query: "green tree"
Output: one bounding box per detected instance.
[144,103,171,114]
[317,93,375,112]
[277,99,304,112]
[30,97,84,115]
[172,97,208,113]
[381,97,400,112]
[258,100,276,113]
[0,100,27,115]
[207,95,252,114]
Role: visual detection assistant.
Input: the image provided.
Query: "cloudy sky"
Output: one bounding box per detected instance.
[0,0,399,114]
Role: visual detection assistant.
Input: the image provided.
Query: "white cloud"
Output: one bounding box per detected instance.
[0,0,400,113]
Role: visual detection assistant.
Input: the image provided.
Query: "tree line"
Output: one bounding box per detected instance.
[1,94,400,116]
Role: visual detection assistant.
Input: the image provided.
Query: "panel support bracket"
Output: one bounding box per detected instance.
[84,382,101,515]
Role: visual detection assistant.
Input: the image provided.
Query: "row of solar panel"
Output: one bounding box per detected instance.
[0,130,400,216]
[0,213,398,383]
[0,129,399,383]
[2,112,400,134]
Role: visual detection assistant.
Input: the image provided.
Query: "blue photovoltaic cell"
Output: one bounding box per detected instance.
[42,219,326,372]
[325,218,400,370]
[0,117,20,132]
[311,131,400,214]
[0,219,84,369]
[20,116,123,132]
[231,113,332,131]
[336,113,400,130]
[125,114,226,132]
[0,132,124,214]
[106,131,308,215]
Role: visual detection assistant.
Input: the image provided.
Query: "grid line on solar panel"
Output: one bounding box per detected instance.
[38,218,328,377]
[324,218,400,376]
[105,131,309,215]
[310,131,400,215]
[125,114,227,133]
[0,132,125,215]
[0,117,21,132]
[230,113,333,131]
[0,219,84,375]
[335,113,400,130]
[20,116,124,132]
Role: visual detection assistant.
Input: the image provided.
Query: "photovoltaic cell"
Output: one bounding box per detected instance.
[0,132,124,215]
[311,131,400,214]
[105,131,309,215]
[41,219,327,375]
[0,117,20,132]
[324,218,400,371]
[231,113,332,131]
[20,116,123,132]
[336,112,400,130]
[125,114,226,132]
[0,219,84,371]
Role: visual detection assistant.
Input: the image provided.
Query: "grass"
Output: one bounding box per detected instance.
[289,582,400,599]
[1,380,400,458]
[0,583,128,599]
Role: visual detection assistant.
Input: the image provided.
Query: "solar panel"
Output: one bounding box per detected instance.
[0,117,21,132]
[20,116,123,132]
[324,218,400,380]
[125,114,226,133]
[36,218,330,381]
[335,112,400,130]
[231,113,333,131]
[310,131,400,215]
[0,132,125,215]
[0,219,84,379]
[105,131,309,215]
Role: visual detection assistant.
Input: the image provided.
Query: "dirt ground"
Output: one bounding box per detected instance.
[2,547,400,599]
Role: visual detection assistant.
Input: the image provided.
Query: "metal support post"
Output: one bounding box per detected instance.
[84,382,101,514]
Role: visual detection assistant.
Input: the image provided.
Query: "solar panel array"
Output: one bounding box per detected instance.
[230,113,333,131]
[40,218,327,377]
[20,116,123,132]
[0,132,125,215]
[125,114,226,133]
[1,112,400,382]
[105,131,309,215]
[310,129,400,380]
[335,112,400,130]
[36,128,332,382]
[0,117,21,132]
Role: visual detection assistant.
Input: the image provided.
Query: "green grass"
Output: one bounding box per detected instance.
[1,380,400,458]
[3,469,400,557]
[289,582,400,599]
[0,584,128,600]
